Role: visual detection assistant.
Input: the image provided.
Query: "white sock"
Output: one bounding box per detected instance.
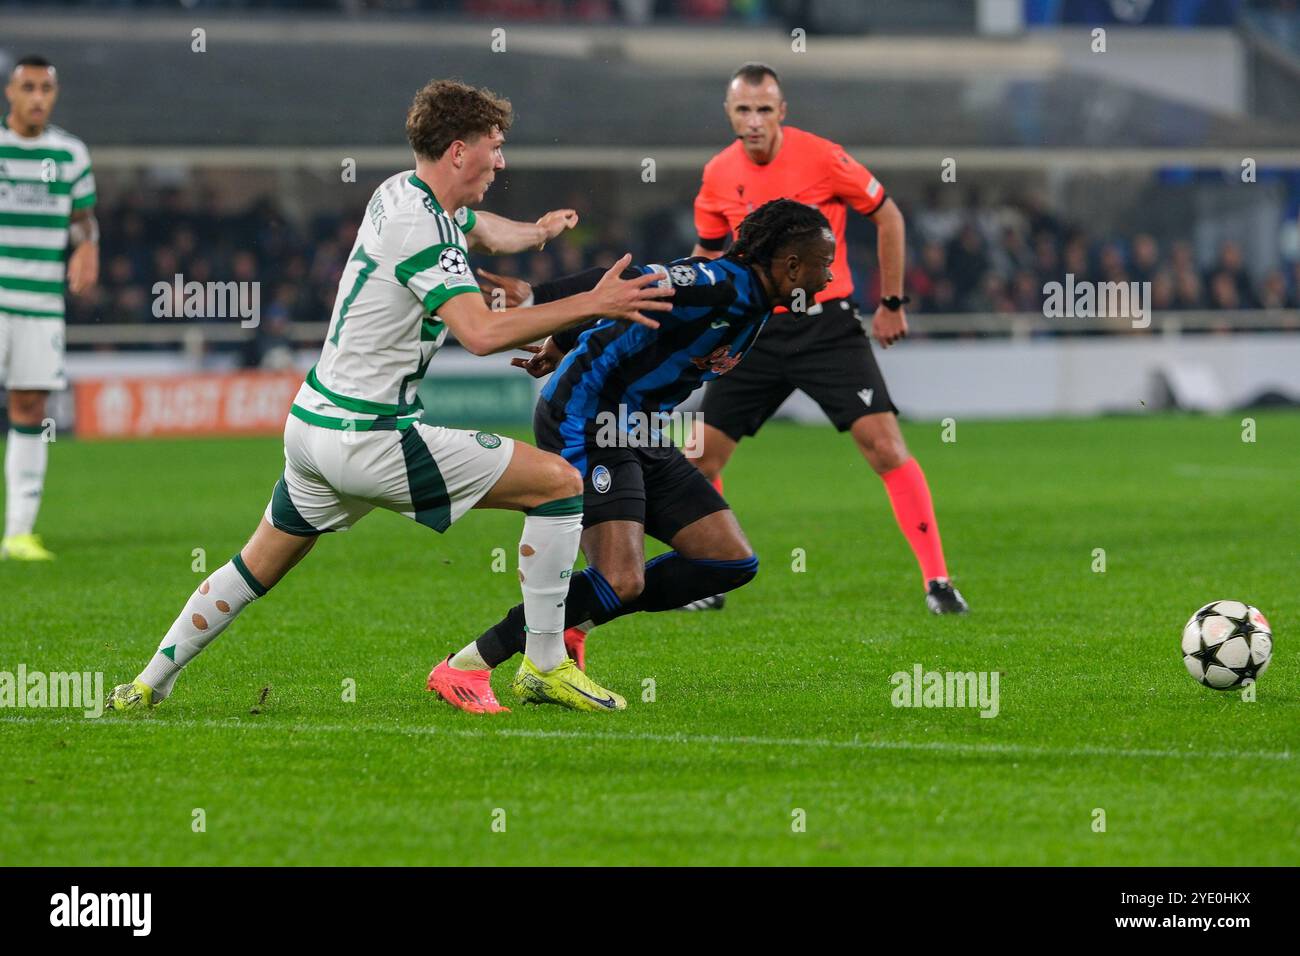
[5,427,47,538]
[518,507,583,672]
[449,641,488,671]
[138,555,266,702]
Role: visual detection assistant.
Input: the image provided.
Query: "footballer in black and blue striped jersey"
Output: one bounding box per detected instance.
[534,253,780,474]
[466,199,834,676]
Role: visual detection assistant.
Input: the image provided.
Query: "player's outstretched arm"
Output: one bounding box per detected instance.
[466,209,578,255]
[437,255,672,356]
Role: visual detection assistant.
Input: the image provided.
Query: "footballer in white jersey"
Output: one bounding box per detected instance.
[107,80,673,716]
[1,56,99,562]
[273,171,504,536]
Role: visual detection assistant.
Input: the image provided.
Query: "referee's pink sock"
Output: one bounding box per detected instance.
[880,457,949,587]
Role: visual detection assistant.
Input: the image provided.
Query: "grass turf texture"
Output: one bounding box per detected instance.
[1,413,1296,866]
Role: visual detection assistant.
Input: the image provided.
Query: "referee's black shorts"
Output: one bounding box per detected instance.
[701,297,898,442]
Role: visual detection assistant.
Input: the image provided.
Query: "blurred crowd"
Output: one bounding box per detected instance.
[68,182,1299,362]
[850,187,1300,315]
[69,186,641,364]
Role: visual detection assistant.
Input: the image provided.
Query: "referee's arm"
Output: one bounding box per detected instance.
[868,197,906,304]
[692,177,730,260]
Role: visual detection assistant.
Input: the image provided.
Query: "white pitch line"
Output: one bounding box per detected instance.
[2,715,1293,762]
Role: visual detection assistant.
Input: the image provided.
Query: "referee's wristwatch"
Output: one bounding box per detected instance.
[880,295,911,311]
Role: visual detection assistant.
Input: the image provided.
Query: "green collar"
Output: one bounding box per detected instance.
[408,173,444,212]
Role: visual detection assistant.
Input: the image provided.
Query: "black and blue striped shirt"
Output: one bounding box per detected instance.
[534,255,774,472]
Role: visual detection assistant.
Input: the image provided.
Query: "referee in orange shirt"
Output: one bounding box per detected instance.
[689,63,967,614]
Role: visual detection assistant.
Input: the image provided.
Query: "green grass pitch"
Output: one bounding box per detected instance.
[1,413,1296,866]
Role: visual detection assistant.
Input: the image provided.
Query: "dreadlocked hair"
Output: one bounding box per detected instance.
[728,199,830,268]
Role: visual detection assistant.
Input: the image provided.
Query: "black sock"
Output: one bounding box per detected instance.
[473,555,759,668]
[475,567,620,668]
[598,552,759,621]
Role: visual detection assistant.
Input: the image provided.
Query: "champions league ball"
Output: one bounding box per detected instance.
[1181,601,1273,690]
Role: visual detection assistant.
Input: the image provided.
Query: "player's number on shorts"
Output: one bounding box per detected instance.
[329,246,379,346]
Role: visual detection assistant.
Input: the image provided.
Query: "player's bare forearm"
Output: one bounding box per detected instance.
[871,198,905,296]
[438,255,671,356]
[67,209,100,295]
[463,293,602,354]
[468,209,578,255]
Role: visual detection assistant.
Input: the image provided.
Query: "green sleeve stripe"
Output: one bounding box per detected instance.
[0,211,70,229]
[289,403,419,431]
[421,282,479,315]
[71,193,97,210]
[0,145,74,163]
[395,242,456,288]
[305,366,422,417]
[231,553,269,597]
[526,494,584,517]
[0,245,65,262]
[10,423,46,436]
[72,166,93,183]
[0,275,64,295]
[460,208,477,233]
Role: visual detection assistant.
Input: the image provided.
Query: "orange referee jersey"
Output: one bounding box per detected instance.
[693,125,886,305]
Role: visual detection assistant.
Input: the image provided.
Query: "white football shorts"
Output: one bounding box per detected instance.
[264,414,516,535]
[0,315,66,391]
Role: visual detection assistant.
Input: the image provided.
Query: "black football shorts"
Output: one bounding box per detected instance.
[533,402,728,544]
[701,297,898,441]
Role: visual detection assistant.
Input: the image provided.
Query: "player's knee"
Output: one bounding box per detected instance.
[8,392,45,424]
[709,538,753,563]
[543,455,583,500]
[879,443,911,473]
[856,428,908,474]
[603,566,646,603]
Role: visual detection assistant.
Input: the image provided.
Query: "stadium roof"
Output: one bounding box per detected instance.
[2,13,1298,151]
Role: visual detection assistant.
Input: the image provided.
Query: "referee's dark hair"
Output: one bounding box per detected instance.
[731,62,780,89]
[729,199,829,267]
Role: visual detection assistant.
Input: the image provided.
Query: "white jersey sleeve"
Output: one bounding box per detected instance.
[394,205,480,314]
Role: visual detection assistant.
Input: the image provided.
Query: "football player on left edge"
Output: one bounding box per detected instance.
[1,56,99,561]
